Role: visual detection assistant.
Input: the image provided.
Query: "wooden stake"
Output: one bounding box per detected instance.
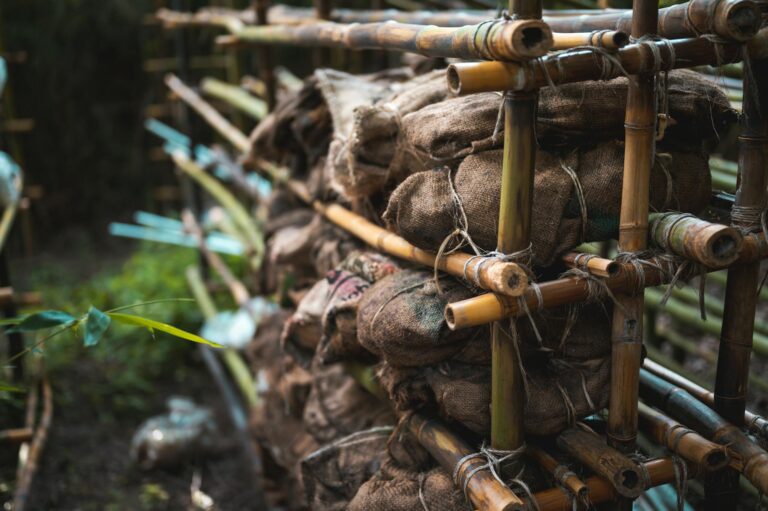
[607,0,657,457]
[709,56,768,509]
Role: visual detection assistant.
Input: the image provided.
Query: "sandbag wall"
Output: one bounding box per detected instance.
[155,2,768,510]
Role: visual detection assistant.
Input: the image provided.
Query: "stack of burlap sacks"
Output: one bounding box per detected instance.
[244,64,735,509]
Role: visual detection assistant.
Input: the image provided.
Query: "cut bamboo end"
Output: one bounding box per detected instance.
[447,61,524,95]
[715,0,763,41]
[561,252,619,277]
[551,30,629,50]
[493,20,554,60]
[649,213,743,268]
[477,258,529,297]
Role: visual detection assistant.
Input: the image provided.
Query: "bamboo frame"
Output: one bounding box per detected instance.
[406,413,527,511]
[638,402,730,471]
[643,359,768,441]
[552,30,629,51]
[640,369,768,495]
[446,34,749,94]
[556,427,645,498]
[562,252,619,277]
[527,445,589,503]
[649,212,743,268]
[709,55,768,508]
[190,0,762,42]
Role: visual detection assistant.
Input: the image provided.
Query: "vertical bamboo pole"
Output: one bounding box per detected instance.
[253,0,275,110]
[607,0,657,461]
[491,0,540,453]
[707,58,768,509]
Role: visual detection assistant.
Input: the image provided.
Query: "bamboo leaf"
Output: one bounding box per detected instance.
[83,307,111,347]
[11,310,76,332]
[107,312,222,348]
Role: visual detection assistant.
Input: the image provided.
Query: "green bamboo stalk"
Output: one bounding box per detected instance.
[645,287,768,356]
[709,269,768,302]
[173,152,264,270]
[709,156,738,176]
[185,265,259,408]
[201,77,267,121]
[710,168,736,192]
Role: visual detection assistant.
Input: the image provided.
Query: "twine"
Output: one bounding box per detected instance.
[418,472,431,511]
[452,443,541,511]
[559,156,588,243]
[671,454,689,511]
[628,452,653,491]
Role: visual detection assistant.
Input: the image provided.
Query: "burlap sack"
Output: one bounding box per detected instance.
[303,355,394,444]
[301,427,391,511]
[378,303,613,436]
[384,141,712,267]
[396,69,735,171]
[328,69,452,199]
[348,458,465,511]
[357,270,484,367]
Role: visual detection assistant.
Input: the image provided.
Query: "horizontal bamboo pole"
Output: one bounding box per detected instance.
[445,254,681,329]
[314,199,529,296]
[556,427,645,498]
[561,252,618,277]
[527,445,589,503]
[639,369,768,494]
[553,30,629,50]
[531,457,692,511]
[0,427,33,443]
[648,212,743,268]
[222,19,554,61]
[200,77,267,120]
[446,34,749,94]
[638,402,730,471]
[222,0,760,41]
[643,359,768,442]
[406,413,527,511]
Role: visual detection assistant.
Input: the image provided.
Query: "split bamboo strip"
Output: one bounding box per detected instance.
[227,0,761,41]
[639,369,768,495]
[561,252,618,277]
[531,458,693,511]
[527,445,589,503]
[489,0,541,454]
[446,35,747,94]
[708,55,768,508]
[445,254,688,329]
[200,77,267,120]
[643,359,768,442]
[312,199,529,296]
[220,18,554,61]
[556,427,645,498]
[648,212,743,268]
[405,413,527,511]
[607,0,657,455]
[638,402,730,471]
[165,74,250,152]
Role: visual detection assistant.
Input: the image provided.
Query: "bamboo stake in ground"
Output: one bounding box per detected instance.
[638,402,730,471]
[556,427,645,498]
[607,0,657,457]
[405,413,527,511]
[708,55,768,509]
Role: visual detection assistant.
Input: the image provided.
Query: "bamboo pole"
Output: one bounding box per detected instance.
[639,369,768,495]
[643,359,768,443]
[488,0,541,454]
[446,35,746,94]
[253,0,276,109]
[200,77,267,120]
[203,0,761,41]
[561,252,619,277]
[527,445,589,504]
[638,402,730,471]
[219,19,554,61]
[551,30,630,50]
[708,55,768,508]
[648,213,743,268]
[405,413,527,511]
[610,0,656,453]
[556,427,645,498]
[12,378,52,511]
[531,458,693,511]
[445,254,689,329]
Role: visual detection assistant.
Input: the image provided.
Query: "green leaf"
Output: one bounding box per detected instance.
[0,381,24,393]
[107,312,222,348]
[12,310,76,332]
[84,307,111,347]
